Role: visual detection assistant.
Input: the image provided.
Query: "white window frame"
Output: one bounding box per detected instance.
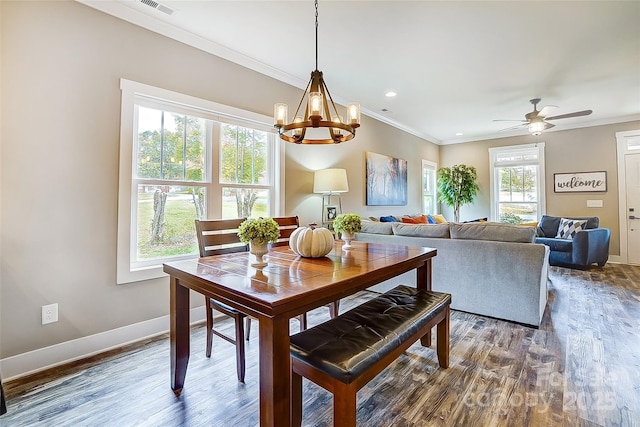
[488,143,546,223]
[117,79,284,284]
[422,160,438,215]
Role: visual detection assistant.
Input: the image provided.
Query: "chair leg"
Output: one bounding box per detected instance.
[235,314,246,383]
[436,306,450,368]
[333,382,357,427]
[329,300,340,318]
[205,297,214,358]
[298,313,307,331]
[245,317,252,341]
[291,369,303,427]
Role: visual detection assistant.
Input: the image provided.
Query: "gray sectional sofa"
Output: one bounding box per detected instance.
[356,221,550,327]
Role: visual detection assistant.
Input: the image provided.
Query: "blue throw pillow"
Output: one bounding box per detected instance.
[426,215,436,224]
[380,216,398,222]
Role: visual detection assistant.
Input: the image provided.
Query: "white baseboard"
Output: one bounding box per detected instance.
[0,306,206,381]
[608,254,622,264]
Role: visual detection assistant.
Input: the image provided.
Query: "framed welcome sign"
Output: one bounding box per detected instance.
[554,171,607,193]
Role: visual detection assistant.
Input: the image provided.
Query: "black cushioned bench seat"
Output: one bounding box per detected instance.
[290,285,451,427]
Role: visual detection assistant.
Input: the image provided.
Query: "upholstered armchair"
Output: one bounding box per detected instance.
[534,215,610,269]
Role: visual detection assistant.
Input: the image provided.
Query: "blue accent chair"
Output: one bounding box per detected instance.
[534,215,610,269]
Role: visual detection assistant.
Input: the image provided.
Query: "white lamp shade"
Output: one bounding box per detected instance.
[313,168,349,193]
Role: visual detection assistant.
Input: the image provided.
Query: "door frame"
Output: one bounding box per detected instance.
[616,129,640,264]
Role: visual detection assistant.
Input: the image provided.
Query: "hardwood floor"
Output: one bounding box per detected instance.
[2,264,639,426]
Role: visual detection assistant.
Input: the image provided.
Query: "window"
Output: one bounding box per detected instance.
[118,79,284,284]
[489,143,545,224]
[422,160,437,215]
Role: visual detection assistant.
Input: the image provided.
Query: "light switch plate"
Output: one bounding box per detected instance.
[587,199,603,208]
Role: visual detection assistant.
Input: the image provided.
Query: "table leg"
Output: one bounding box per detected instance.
[170,276,190,396]
[418,259,433,347]
[259,315,292,427]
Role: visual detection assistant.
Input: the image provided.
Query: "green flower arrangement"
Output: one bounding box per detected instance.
[332,213,362,234]
[237,217,280,244]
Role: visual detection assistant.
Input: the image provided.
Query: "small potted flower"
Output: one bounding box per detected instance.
[238,217,280,267]
[332,213,362,250]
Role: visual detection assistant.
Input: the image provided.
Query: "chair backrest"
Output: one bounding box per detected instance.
[195,218,248,257]
[271,216,300,247]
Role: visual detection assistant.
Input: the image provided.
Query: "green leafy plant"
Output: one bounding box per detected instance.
[237,217,280,244]
[437,164,480,223]
[332,213,362,234]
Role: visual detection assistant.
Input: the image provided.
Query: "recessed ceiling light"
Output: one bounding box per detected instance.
[456,132,464,136]
[385,91,397,97]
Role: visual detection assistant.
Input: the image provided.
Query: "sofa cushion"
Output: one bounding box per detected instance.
[392,223,450,238]
[360,221,394,235]
[555,218,588,240]
[535,237,573,253]
[538,215,599,237]
[449,222,536,243]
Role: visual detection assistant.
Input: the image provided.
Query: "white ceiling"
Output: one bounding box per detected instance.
[80,0,640,144]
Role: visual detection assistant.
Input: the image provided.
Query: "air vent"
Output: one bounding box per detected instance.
[138,0,175,16]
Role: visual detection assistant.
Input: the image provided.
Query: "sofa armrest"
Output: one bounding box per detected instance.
[571,228,611,266]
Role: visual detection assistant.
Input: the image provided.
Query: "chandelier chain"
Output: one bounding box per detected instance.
[315,0,319,71]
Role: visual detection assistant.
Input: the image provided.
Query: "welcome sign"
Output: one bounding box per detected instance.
[554,171,607,193]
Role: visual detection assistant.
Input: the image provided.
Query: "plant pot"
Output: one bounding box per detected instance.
[249,240,269,268]
[341,232,355,250]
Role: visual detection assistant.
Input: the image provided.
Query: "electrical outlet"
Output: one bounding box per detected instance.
[42,303,59,325]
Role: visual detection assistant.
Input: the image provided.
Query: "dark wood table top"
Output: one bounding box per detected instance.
[164,241,437,427]
[164,241,437,319]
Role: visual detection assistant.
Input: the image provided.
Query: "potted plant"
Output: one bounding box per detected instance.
[238,217,280,267]
[437,164,479,223]
[332,213,362,250]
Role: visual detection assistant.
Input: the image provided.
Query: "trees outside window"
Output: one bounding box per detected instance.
[489,143,546,223]
[118,79,281,283]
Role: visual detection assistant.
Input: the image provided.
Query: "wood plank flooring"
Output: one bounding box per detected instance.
[2,264,639,426]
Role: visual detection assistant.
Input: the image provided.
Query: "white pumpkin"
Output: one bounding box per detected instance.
[289,225,335,258]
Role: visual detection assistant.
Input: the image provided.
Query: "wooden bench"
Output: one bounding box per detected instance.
[290,285,451,427]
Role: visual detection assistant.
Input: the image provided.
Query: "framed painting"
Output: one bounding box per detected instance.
[554,171,607,193]
[366,152,408,206]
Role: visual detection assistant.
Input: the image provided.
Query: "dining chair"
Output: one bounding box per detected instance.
[195,216,310,382]
[195,218,250,382]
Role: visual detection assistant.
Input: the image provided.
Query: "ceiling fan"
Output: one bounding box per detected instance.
[494,98,593,135]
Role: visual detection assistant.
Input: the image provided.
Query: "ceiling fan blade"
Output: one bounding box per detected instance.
[545,110,592,121]
[544,122,555,130]
[493,119,527,122]
[538,105,558,118]
[499,123,528,132]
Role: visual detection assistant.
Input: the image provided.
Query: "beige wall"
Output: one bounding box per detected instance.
[285,118,439,226]
[0,1,438,359]
[440,120,640,255]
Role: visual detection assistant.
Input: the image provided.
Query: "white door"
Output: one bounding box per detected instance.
[626,153,640,265]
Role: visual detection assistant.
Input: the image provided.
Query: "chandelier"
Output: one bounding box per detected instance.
[273,0,360,144]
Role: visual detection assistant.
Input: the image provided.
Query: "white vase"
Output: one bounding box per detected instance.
[341,232,355,250]
[249,240,269,268]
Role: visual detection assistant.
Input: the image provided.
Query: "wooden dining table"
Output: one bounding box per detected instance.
[163,240,437,427]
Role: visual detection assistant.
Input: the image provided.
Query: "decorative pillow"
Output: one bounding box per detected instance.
[380,216,398,222]
[402,215,428,224]
[368,216,380,222]
[426,215,436,224]
[432,214,448,224]
[555,218,588,240]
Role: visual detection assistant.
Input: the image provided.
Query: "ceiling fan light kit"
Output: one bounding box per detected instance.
[273,0,360,144]
[495,98,592,136]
